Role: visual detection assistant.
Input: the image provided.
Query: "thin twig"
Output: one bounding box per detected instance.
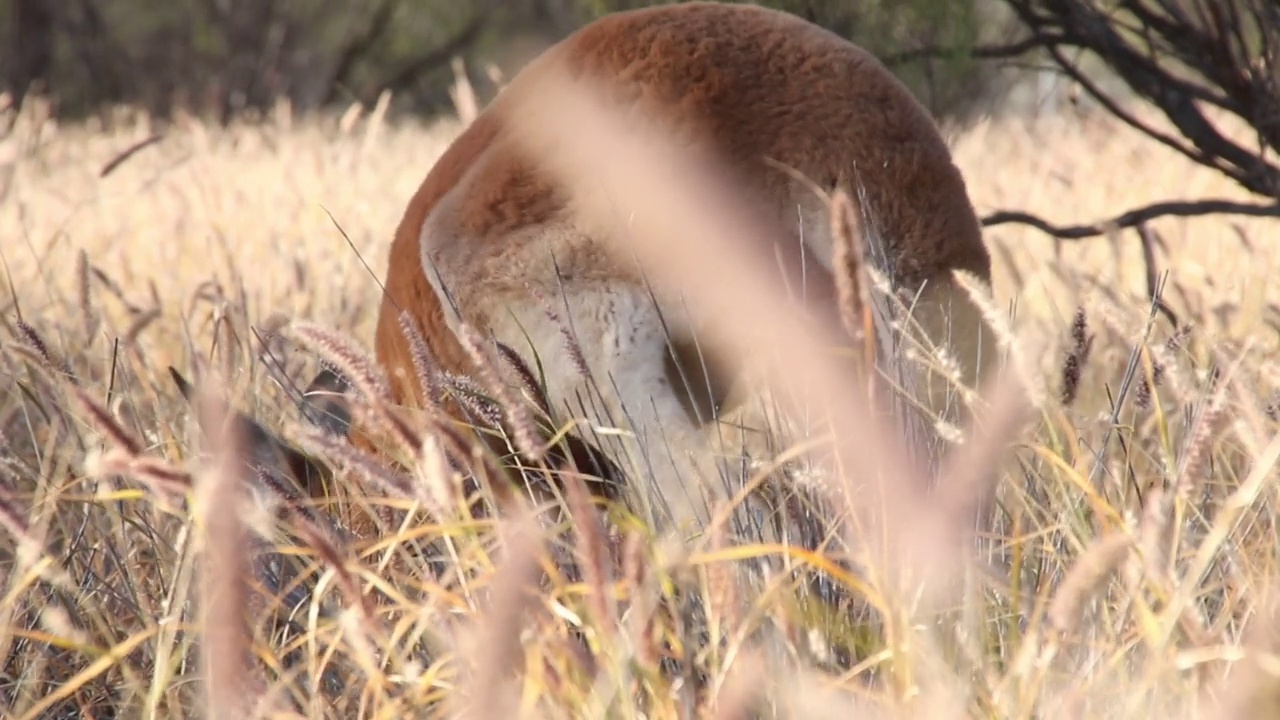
[1135,224,1180,328]
[99,134,165,178]
[981,198,1280,239]
[880,35,1056,66]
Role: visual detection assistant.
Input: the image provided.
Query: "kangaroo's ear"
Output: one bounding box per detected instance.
[167,365,335,501]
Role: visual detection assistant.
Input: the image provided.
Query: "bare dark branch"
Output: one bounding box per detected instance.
[1002,0,1280,201]
[981,197,1280,239]
[375,12,488,100]
[880,36,1054,66]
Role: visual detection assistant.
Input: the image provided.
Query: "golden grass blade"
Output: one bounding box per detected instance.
[192,375,257,718]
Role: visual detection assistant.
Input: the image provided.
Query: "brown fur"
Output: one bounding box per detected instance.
[375,2,987,403]
[361,3,991,537]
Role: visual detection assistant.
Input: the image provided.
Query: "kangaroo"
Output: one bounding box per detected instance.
[179,2,992,545]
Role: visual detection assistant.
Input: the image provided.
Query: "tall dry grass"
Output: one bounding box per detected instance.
[1,78,1279,720]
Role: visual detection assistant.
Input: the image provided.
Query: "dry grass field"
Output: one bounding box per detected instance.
[1,86,1279,719]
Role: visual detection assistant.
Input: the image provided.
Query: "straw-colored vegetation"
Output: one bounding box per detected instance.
[2,84,1279,719]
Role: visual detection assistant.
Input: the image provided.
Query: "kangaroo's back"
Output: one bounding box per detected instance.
[374,2,989,410]
[355,2,993,540]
